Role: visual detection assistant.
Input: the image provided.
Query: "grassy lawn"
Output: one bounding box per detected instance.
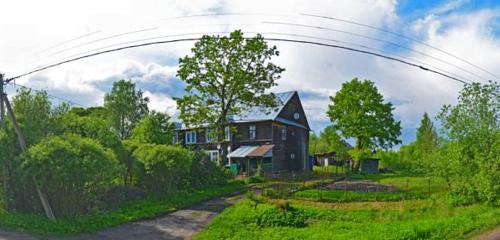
[0,181,244,236]
[196,199,499,240]
[196,173,499,239]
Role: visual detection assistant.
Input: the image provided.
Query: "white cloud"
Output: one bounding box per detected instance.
[1,0,499,145]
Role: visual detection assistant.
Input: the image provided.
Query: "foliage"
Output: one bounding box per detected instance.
[433,81,499,205]
[415,112,439,159]
[130,111,175,145]
[196,198,500,240]
[0,182,243,236]
[17,135,121,217]
[245,175,265,184]
[189,156,228,189]
[104,79,149,140]
[327,78,401,150]
[176,30,284,158]
[309,125,350,160]
[327,78,401,170]
[132,144,194,194]
[11,88,68,146]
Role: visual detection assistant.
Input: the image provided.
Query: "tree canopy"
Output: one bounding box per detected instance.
[176,30,285,143]
[104,79,149,140]
[130,111,175,145]
[327,78,401,158]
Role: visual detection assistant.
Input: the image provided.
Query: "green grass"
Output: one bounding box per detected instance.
[196,199,500,240]
[0,181,244,236]
[313,165,347,174]
[294,189,417,202]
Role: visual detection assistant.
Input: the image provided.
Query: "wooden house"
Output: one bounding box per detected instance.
[174,91,310,174]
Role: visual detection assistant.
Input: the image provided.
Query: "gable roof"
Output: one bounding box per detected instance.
[175,90,309,130]
[230,91,296,122]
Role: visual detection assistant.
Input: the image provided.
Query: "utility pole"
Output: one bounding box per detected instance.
[0,73,56,221]
[0,73,5,128]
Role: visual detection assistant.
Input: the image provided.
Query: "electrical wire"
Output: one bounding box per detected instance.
[30,30,471,84]
[301,12,500,81]
[264,21,490,82]
[30,30,102,57]
[7,81,88,107]
[4,36,469,84]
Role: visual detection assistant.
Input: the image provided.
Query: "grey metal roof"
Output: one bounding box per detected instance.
[231,91,296,122]
[174,91,297,129]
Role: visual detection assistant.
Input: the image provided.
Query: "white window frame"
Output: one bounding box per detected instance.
[290,153,295,159]
[185,131,197,144]
[249,125,256,140]
[224,126,231,141]
[281,128,287,141]
[207,150,219,162]
[205,129,215,143]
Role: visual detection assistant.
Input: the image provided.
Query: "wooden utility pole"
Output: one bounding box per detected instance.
[0,74,56,221]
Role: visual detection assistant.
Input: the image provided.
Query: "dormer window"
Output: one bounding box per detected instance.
[249,125,256,140]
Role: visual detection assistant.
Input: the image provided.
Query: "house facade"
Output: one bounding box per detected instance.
[174,91,310,174]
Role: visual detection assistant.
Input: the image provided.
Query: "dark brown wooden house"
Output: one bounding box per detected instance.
[174,91,310,174]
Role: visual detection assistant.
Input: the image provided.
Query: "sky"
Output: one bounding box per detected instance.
[1,0,499,146]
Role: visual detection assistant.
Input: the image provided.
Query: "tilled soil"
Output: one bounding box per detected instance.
[325,179,399,192]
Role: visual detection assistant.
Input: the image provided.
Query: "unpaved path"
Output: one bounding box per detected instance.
[0,194,242,240]
[471,226,500,240]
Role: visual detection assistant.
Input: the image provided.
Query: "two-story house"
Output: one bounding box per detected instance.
[174,91,310,174]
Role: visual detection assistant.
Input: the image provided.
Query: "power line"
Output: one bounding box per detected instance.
[158,12,497,81]
[30,30,102,57]
[300,12,500,81]
[36,30,471,84]
[264,21,490,82]
[5,36,469,84]
[7,81,88,107]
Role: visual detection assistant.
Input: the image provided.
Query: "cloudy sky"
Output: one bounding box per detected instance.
[1,0,499,145]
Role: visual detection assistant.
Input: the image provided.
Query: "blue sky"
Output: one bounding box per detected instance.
[1,0,499,147]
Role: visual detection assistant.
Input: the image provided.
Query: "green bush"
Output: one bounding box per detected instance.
[190,157,227,189]
[245,175,264,184]
[17,134,121,217]
[133,144,193,194]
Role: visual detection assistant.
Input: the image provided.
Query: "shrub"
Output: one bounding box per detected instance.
[245,175,264,184]
[17,134,121,217]
[133,144,193,194]
[190,155,227,189]
[256,204,309,228]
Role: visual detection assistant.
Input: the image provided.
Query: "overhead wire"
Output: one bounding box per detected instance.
[300,12,500,81]
[6,81,88,107]
[264,21,490,82]
[21,13,494,84]
[4,36,469,84]
[27,30,471,84]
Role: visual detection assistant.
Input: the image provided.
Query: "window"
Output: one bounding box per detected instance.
[205,129,215,143]
[290,153,295,159]
[224,126,231,141]
[185,131,197,144]
[249,125,256,140]
[207,150,219,162]
[173,132,179,144]
[281,128,287,141]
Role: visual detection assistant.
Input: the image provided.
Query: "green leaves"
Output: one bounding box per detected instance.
[176,30,284,141]
[327,78,401,157]
[104,79,149,140]
[130,111,175,145]
[20,134,121,216]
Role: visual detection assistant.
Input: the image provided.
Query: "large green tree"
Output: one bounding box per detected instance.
[435,81,499,205]
[176,30,284,159]
[104,80,149,140]
[309,125,350,159]
[327,78,401,169]
[130,111,175,145]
